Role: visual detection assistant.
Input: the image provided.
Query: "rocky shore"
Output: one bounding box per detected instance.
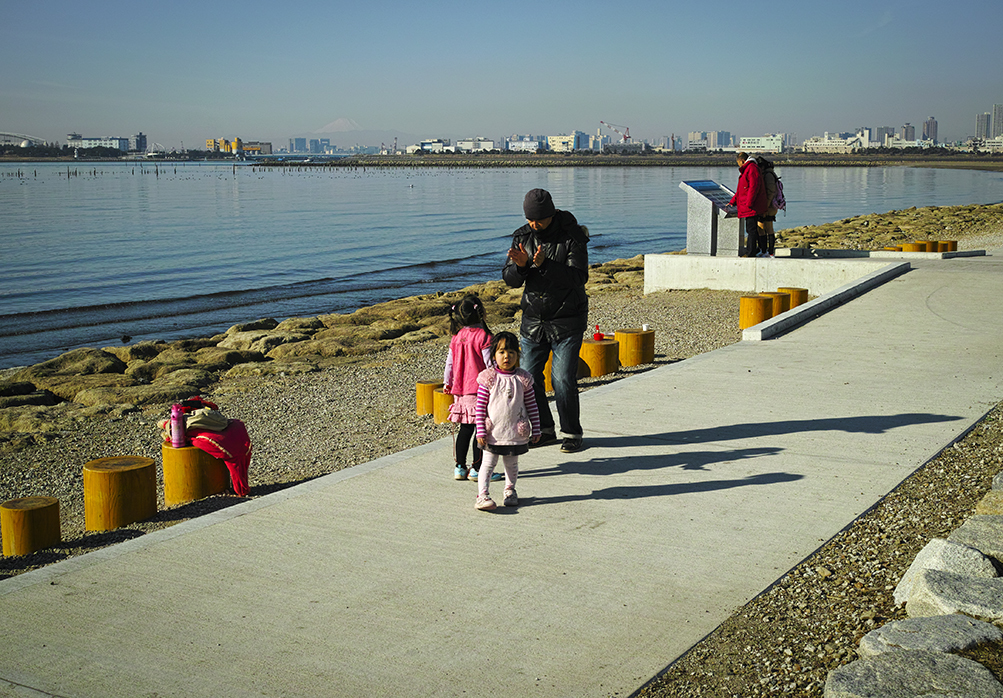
[2,203,1003,697]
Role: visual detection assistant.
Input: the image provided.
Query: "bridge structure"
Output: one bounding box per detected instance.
[0,131,49,146]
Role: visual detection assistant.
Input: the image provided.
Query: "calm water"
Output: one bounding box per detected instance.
[2,162,1002,368]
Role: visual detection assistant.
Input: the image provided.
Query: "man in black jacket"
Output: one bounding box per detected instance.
[502,188,588,453]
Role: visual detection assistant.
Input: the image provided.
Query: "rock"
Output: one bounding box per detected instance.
[858,614,1003,657]
[613,270,645,286]
[74,383,204,408]
[192,347,265,367]
[275,316,325,332]
[824,649,1003,698]
[387,328,442,345]
[948,515,1003,564]
[265,336,384,359]
[0,381,38,398]
[217,330,311,354]
[153,368,216,389]
[100,340,168,363]
[976,490,1003,515]
[27,374,137,402]
[0,390,59,409]
[170,337,220,352]
[14,348,126,380]
[993,470,1003,491]
[225,318,279,335]
[893,538,997,606]
[907,569,1003,623]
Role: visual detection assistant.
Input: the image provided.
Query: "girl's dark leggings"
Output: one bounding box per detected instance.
[455,423,482,466]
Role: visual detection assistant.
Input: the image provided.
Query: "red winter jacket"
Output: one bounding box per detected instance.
[729,160,768,218]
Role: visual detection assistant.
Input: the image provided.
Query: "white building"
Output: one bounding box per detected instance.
[739,135,783,153]
[66,133,129,151]
[456,137,495,152]
[883,134,933,149]
[981,136,1003,153]
[506,135,546,152]
[418,139,451,153]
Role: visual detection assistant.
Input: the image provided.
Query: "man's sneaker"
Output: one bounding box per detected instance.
[503,488,518,507]
[532,431,558,448]
[560,437,583,453]
[475,495,497,511]
[454,465,468,480]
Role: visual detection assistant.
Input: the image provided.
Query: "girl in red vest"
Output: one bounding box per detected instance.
[443,295,497,482]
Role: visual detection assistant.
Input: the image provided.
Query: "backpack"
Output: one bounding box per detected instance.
[758,158,786,215]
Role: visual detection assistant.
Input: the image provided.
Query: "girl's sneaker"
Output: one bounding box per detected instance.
[475,495,497,511]
[503,488,518,507]
[468,470,503,482]
[454,465,468,480]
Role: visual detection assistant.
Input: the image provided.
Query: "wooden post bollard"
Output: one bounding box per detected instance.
[83,456,157,532]
[902,242,925,252]
[883,246,903,251]
[944,240,957,251]
[760,291,791,317]
[433,388,454,424]
[579,338,619,377]
[162,443,229,507]
[615,328,655,367]
[777,287,808,308]
[739,295,773,329]
[1,497,61,557]
[416,380,442,415]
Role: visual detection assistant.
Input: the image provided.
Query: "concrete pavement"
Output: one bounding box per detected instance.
[1,252,1002,698]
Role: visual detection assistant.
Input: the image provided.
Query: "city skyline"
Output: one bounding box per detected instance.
[3,0,1002,149]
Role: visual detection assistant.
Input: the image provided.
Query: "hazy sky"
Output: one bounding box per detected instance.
[4,0,1002,148]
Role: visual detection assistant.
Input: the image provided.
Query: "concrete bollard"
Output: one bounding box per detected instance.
[83,456,157,532]
[433,389,454,424]
[416,380,443,415]
[739,295,773,329]
[162,444,229,507]
[614,328,655,367]
[1,497,61,557]
[777,287,808,308]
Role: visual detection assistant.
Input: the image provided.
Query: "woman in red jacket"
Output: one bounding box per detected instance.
[728,152,768,257]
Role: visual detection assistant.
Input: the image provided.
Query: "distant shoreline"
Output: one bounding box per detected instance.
[4,153,1003,172]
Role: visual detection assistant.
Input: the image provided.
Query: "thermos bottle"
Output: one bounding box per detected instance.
[170,404,187,448]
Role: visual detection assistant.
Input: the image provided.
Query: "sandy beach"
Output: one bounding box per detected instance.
[2,202,1003,696]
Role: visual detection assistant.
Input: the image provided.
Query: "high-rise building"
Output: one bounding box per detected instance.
[293,137,307,153]
[874,127,895,143]
[707,131,731,149]
[993,105,1003,139]
[922,117,938,143]
[976,113,992,140]
[900,123,915,141]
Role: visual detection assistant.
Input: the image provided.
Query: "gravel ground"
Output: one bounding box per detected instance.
[2,222,1002,698]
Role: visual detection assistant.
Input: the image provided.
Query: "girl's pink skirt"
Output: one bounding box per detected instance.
[447,394,477,424]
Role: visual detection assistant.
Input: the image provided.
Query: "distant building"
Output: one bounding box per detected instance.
[900,123,915,141]
[884,134,932,149]
[707,131,731,150]
[547,131,588,152]
[243,141,272,155]
[922,117,938,144]
[976,113,992,140]
[873,126,895,143]
[802,133,857,153]
[739,135,783,153]
[66,133,129,151]
[418,139,451,153]
[309,139,321,154]
[291,137,307,153]
[993,105,1003,139]
[456,137,495,152]
[129,133,147,152]
[506,135,546,152]
[589,130,611,152]
[981,136,1003,153]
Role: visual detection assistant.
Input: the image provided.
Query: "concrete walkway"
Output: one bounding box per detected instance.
[2,253,1002,698]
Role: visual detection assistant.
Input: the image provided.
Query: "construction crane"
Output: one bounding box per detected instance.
[600,121,631,143]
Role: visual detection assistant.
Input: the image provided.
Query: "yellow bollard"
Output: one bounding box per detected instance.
[579,338,619,377]
[416,380,443,415]
[83,456,157,532]
[162,444,229,507]
[739,295,773,329]
[777,287,808,308]
[1,497,61,557]
[614,328,655,367]
[944,240,957,251]
[902,242,925,252]
[433,389,454,424]
[759,291,790,317]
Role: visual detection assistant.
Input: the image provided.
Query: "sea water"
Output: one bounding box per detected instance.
[1,162,1002,369]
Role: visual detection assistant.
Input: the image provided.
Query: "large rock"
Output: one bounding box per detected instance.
[858,614,1003,657]
[275,316,325,332]
[993,470,1003,491]
[225,318,279,334]
[27,374,137,402]
[15,348,126,380]
[907,569,1003,622]
[824,649,1003,698]
[225,361,320,378]
[893,538,997,606]
[100,340,168,363]
[192,347,265,367]
[74,383,203,407]
[0,390,58,409]
[265,336,384,360]
[948,515,1003,564]
[977,490,1003,515]
[217,330,311,354]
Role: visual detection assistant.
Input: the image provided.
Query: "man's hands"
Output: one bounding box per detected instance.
[507,243,544,268]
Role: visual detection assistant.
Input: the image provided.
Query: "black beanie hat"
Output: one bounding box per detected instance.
[523,188,556,220]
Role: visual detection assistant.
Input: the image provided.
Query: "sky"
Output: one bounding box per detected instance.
[4,0,1003,149]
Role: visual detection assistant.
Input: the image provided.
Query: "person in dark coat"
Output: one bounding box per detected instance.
[501,188,588,453]
[728,152,768,257]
